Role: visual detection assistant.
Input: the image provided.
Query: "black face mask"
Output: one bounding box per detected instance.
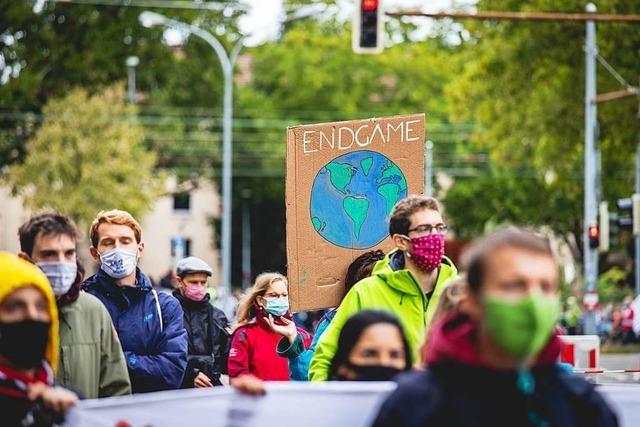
[0,320,50,369]
[343,363,403,381]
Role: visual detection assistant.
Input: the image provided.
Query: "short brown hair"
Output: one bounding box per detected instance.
[90,210,142,247]
[18,212,78,257]
[461,227,555,294]
[388,195,441,236]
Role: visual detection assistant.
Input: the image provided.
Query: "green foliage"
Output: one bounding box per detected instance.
[444,0,640,242]
[0,1,242,171]
[7,85,162,227]
[597,267,633,304]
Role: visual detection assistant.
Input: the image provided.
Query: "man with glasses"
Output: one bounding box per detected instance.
[309,195,458,380]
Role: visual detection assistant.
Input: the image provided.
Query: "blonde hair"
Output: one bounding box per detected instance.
[235,272,287,328]
[90,209,142,247]
[431,275,468,323]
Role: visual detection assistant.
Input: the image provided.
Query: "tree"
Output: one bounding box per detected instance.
[7,84,162,226]
[444,0,640,245]
[0,1,242,171]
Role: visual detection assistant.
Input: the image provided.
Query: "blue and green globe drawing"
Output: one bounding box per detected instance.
[310,150,408,249]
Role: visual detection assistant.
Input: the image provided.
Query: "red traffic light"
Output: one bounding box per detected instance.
[588,224,599,249]
[362,0,379,12]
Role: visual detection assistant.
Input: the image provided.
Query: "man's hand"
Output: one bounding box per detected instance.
[266,314,298,344]
[194,371,213,388]
[28,382,78,414]
[231,374,266,396]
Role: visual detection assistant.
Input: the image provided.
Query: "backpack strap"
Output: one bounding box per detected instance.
[152,289,163,333]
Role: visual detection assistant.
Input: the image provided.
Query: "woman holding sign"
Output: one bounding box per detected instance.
[227,272,312,383]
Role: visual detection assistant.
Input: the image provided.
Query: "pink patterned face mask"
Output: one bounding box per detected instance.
[184,286,207,302]
[404,233,445,272]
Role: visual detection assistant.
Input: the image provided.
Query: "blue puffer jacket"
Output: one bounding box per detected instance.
[83,268,188,393]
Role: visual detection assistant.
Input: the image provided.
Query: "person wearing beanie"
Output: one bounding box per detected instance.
[0,252,78,426]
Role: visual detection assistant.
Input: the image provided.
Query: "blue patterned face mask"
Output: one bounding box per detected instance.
[99,248,137,279]
[264,296,289,317]
[37,262,77,296]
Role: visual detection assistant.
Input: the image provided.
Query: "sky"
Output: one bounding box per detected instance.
[238,0,476,45]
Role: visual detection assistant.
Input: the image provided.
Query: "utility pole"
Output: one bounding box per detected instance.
[583,3,598,335]
[425,140,434,197]
[241,188,252,289]
[126,56,139,105]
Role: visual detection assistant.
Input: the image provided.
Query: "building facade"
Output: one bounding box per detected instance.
[0,178,220,285]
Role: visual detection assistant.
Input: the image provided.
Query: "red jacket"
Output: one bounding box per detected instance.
[228,307,312,381]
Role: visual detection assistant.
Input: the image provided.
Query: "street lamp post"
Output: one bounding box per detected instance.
[126,56,139,104]
[140,11,244,295]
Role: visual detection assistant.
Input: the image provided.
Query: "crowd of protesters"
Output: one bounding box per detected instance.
[0,195,620,426]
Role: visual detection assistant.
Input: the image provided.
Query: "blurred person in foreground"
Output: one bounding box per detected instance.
[18,212,130,398]
[373,227,618,427]
[173,257,230,388]
[0,252,78,426]
[328,310,412,381]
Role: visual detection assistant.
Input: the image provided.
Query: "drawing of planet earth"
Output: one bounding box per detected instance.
[310,150,408,249]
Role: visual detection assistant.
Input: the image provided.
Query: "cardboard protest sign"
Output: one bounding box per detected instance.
[286,114,425,312]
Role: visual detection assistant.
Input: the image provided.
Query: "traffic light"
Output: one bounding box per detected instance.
[588,223,599,249]
[353,0,384,54]
[616,194,640,236]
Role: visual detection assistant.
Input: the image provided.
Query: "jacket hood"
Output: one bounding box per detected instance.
[372,249,458,296]
[0,252,59,372]
[425,312,562,369]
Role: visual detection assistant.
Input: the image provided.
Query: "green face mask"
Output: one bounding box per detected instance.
[484,293,560,358]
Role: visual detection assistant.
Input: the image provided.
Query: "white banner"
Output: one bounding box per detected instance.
[599,384,640,427]
[62,382,640,427]
[63,382,396,427]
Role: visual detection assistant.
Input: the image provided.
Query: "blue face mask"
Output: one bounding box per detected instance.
[264,296,289,317]
[99,248,137,279]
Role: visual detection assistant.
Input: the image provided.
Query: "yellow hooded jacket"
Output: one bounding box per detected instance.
[0,252,59,373]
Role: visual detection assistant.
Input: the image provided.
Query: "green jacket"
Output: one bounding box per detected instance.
[56,292,131,398]
[309,250,457,381]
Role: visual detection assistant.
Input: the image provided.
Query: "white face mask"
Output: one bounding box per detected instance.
[37,261,78,296]
[99,248,138,279]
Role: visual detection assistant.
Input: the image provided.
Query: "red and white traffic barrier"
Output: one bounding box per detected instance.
[559,335,600,369]
[573,368,640,374]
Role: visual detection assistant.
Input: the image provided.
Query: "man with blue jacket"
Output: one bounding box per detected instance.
[83,209,187,393]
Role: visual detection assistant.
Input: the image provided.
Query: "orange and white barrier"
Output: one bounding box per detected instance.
[559,335,600,369]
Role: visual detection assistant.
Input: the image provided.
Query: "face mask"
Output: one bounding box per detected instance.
[37,262,77,297]
[484,293,560,358]
[99,248,137,279]
[184,286,207,302]
[343,363,402,381]
[403,233,445,272]
[0,320,50,369]
[264,296,289,317]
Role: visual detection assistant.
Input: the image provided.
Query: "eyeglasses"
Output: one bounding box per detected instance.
[407,223,448,235]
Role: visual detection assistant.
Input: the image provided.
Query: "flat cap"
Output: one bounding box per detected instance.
[176,256,212,277]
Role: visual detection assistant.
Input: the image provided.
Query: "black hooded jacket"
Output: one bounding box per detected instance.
[172,290,230,387]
